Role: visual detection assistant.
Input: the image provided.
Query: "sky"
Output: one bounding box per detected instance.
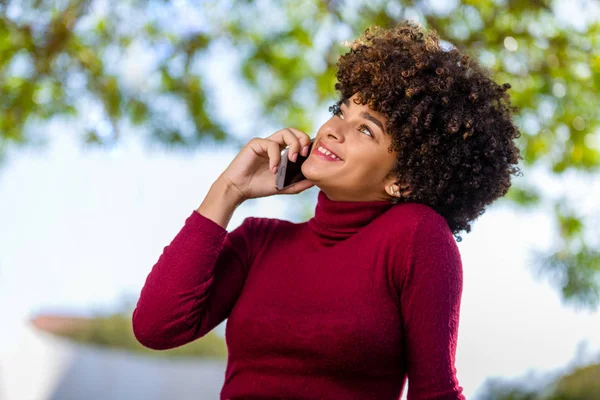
[2,2,600,398]
[1,121,600,399]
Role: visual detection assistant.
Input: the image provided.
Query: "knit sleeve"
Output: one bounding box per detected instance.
[132,210,257,350]
[399,213,465,400]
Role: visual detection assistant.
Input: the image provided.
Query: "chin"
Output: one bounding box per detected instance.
[300,158,321,182]
[301,164,335,195]
[302,153,346,188]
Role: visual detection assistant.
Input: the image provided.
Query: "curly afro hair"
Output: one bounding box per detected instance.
[332,21,523,242]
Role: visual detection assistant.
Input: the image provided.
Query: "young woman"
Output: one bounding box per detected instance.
[133,21,522,399]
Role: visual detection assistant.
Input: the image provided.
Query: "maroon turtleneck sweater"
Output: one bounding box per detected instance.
[133,190,465,399]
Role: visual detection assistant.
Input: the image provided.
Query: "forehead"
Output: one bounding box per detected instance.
[343,94,386,116]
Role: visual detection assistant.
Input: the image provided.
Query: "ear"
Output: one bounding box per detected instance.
[386,184,400,198]
[383,174,411,199]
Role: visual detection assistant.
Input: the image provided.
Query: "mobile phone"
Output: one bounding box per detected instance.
[275,138,315,190]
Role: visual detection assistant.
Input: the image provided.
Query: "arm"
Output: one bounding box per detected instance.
[399,213,465,400]
[132,180,255,350]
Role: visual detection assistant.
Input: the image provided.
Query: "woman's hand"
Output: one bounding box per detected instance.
[218,128,315,203]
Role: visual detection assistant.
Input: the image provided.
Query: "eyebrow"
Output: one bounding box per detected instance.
[342,98,386,134]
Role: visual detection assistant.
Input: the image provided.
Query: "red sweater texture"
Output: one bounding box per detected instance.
[133,190,465,399]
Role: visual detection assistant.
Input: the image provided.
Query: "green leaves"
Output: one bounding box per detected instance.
[503,184,541,207]
[55,312,227,359]
[530,202,600,309]
[479,363,600,399]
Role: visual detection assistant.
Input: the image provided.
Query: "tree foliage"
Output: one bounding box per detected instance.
[50,310,227,359]
[1,0,599,307]
[478,363,600,400]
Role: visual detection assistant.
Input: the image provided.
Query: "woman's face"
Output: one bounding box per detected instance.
[301,93,400,202]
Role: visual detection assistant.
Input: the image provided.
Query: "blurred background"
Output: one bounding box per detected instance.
[1,0,599,399]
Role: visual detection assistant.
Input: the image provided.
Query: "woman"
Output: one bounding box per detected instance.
[133,22,522,399]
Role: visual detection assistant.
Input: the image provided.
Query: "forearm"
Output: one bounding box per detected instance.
[133,179,249,349]
[196,178,244,230]
[132,209,229,349]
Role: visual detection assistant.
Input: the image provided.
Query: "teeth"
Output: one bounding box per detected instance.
[318,146,339,160]
[318,146,331,155]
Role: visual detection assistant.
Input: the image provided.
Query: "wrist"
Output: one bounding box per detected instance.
[195,178,244,229]
[213,177,245,208]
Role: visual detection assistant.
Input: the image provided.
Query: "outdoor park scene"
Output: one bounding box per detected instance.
[1,0,599,399]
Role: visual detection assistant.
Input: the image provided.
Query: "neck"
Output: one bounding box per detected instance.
[307,190,394,247]
[318,188,391,203]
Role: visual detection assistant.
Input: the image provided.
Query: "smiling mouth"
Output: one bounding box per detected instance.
[315,144,342,161]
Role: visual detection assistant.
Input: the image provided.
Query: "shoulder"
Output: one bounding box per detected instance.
[384,202,446,225]
[230,215,283,234]
[239,215,298,229]
[395,204,457,257]
[229,215,301,240]
[376,203,459,278]
[384,205,462,295]
[229,216,304,259]
[378,202,452,241]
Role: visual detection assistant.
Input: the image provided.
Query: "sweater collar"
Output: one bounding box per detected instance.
[307,190,394,246]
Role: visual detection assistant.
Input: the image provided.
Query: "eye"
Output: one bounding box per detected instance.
[328,104,374,138]
[358,124,374,138]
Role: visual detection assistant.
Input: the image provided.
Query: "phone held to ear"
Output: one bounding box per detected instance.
[275,138,315,190]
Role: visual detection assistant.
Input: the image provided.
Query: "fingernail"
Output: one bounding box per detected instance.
[291,152,298,163]
[302,146,309,157]
[272,166,278,174]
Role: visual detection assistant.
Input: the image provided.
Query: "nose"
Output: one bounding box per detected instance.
[325,124,345,143]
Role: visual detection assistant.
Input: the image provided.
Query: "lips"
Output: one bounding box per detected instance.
[316,141,343,160]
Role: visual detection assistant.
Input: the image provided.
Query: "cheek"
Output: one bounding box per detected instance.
[352,163,380,180]
[345,153,382,178]
[349,151,396,179]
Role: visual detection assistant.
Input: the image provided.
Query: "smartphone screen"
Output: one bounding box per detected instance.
[276,138,314,190]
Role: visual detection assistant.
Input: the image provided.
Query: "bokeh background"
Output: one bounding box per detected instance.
[1,0,600,399]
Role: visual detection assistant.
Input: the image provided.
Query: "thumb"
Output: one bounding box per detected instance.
[278,179,315,195]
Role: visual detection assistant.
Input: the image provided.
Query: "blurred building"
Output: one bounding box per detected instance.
[0,314,226,400]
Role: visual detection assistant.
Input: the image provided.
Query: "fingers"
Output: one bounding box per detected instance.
[265,140,281,174]
[287,128,313,151]
[280,129,302,162]
[278,179,315,195]
[268,128,312,162]
[248,138,281,173]
[286,128,313,158]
